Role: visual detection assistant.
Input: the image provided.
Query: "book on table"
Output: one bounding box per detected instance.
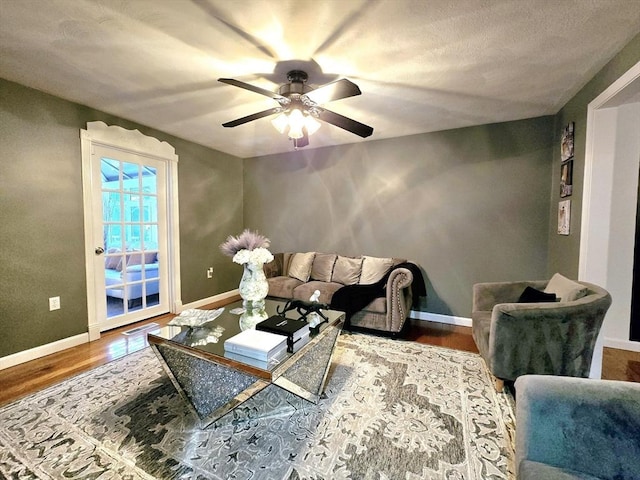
[256,315,309,341]
[223,329,288,361]
[225,346,288,370]
[290,330,310,353]
[256,315,311,352]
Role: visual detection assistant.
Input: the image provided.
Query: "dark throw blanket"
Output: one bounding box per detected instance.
[330,262,426,327]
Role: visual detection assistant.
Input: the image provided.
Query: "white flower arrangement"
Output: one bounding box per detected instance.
[220,230,273,266]
[233,247,273,266]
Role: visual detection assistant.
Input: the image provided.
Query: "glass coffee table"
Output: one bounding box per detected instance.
[148,299,344,428]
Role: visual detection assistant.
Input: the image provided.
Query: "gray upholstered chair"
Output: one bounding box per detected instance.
[472,274,611,391]
[515,374,640,480]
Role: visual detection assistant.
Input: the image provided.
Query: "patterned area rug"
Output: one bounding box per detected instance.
[0,333,515,479]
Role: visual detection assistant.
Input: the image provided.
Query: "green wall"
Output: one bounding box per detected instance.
[0,79,243,358]
[244,116,554,317]
[548,32,640,277]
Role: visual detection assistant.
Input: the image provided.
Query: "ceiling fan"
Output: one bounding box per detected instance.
[218,70,373,148]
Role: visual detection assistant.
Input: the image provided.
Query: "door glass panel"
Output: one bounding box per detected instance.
[101,156,161,319]
[142,195,158,222]
[102,192,122,221]
[104,224,123,251]
[143,225,158,251]
[122,162,140,193]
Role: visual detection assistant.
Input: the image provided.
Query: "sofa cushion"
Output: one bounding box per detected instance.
[268,276,303,299]
[124,250,157,269]
[332,255,363,285]
[518,286,557,303]
[544,273,588,302]
[288,252,315,282]
[105,248,122,270]
[359,256,394,284]
[292,281,343,304]
[310,253,337,282]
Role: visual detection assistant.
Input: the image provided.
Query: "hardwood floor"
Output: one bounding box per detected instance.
[1,302,638,407]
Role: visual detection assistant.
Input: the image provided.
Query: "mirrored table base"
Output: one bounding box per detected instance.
[150,320,342,428]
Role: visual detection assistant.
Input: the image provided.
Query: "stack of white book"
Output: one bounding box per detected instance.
[224,329,288,368]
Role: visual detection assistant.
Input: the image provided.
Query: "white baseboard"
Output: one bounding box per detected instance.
[409,310,472,328]
[180,289,240,311]
[603,336,640,353]
[88,322,101,342]
[0,333,89,371]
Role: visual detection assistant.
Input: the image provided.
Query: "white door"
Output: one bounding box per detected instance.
[91,145,170,331]
[82,122,180,339]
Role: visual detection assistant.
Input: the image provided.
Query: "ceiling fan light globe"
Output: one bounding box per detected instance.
[304,115,321,135]
[288,109,305,139]
[271,113,288,134]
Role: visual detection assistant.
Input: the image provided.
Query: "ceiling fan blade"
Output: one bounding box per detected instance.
[304,78,362,105]
[218,78,286,101]
[222,107,281,127]
[317,108,373,138]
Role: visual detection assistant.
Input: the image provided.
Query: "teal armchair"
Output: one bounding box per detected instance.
[515,374,640,480]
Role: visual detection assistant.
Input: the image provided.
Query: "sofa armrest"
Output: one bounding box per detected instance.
[472,280,548,312]
[385,267,413,332]
[488,292,611,379]
[515,375,640,480]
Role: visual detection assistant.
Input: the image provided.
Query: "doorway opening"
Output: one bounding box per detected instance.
[580,61,640,376]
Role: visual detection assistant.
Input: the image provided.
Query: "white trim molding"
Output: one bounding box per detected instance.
[0,334,89,371]
[180,290,240,312]
[603,337,640,353]
[409,310,472,328]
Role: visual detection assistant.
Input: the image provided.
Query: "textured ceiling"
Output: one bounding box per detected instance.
[1,0,639,158]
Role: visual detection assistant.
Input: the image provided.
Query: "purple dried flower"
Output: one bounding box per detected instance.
[220,229,271,257]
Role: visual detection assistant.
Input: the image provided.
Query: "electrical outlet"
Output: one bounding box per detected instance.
[49,296,60,311]
[207,267,214,279]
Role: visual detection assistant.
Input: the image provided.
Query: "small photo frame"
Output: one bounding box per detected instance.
[561,122,574,162]
[560,159,573,197]
[558,199,571,235]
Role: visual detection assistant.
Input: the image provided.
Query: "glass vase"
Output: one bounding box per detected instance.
[238,262,269,329]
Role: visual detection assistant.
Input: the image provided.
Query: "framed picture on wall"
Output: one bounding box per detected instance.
[560,159,573,197]
[558,199,571,235]
[561,122,574,162]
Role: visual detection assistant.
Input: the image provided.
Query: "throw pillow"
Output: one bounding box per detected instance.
[518,286,557,303]
[544,273,588,302]
[359,256,394,284]
[126,251,144,266]
[288,252,315,282]
[263,253,283,278]
[104,248,122,270]
[310,253,338,282]
[332,255,363,285]
[144,251,157,264]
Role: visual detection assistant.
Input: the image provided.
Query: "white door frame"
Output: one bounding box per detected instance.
[580,61,640,377]
[81,121,182,340]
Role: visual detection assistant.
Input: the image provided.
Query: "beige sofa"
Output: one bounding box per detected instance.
[265,252,421,335]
